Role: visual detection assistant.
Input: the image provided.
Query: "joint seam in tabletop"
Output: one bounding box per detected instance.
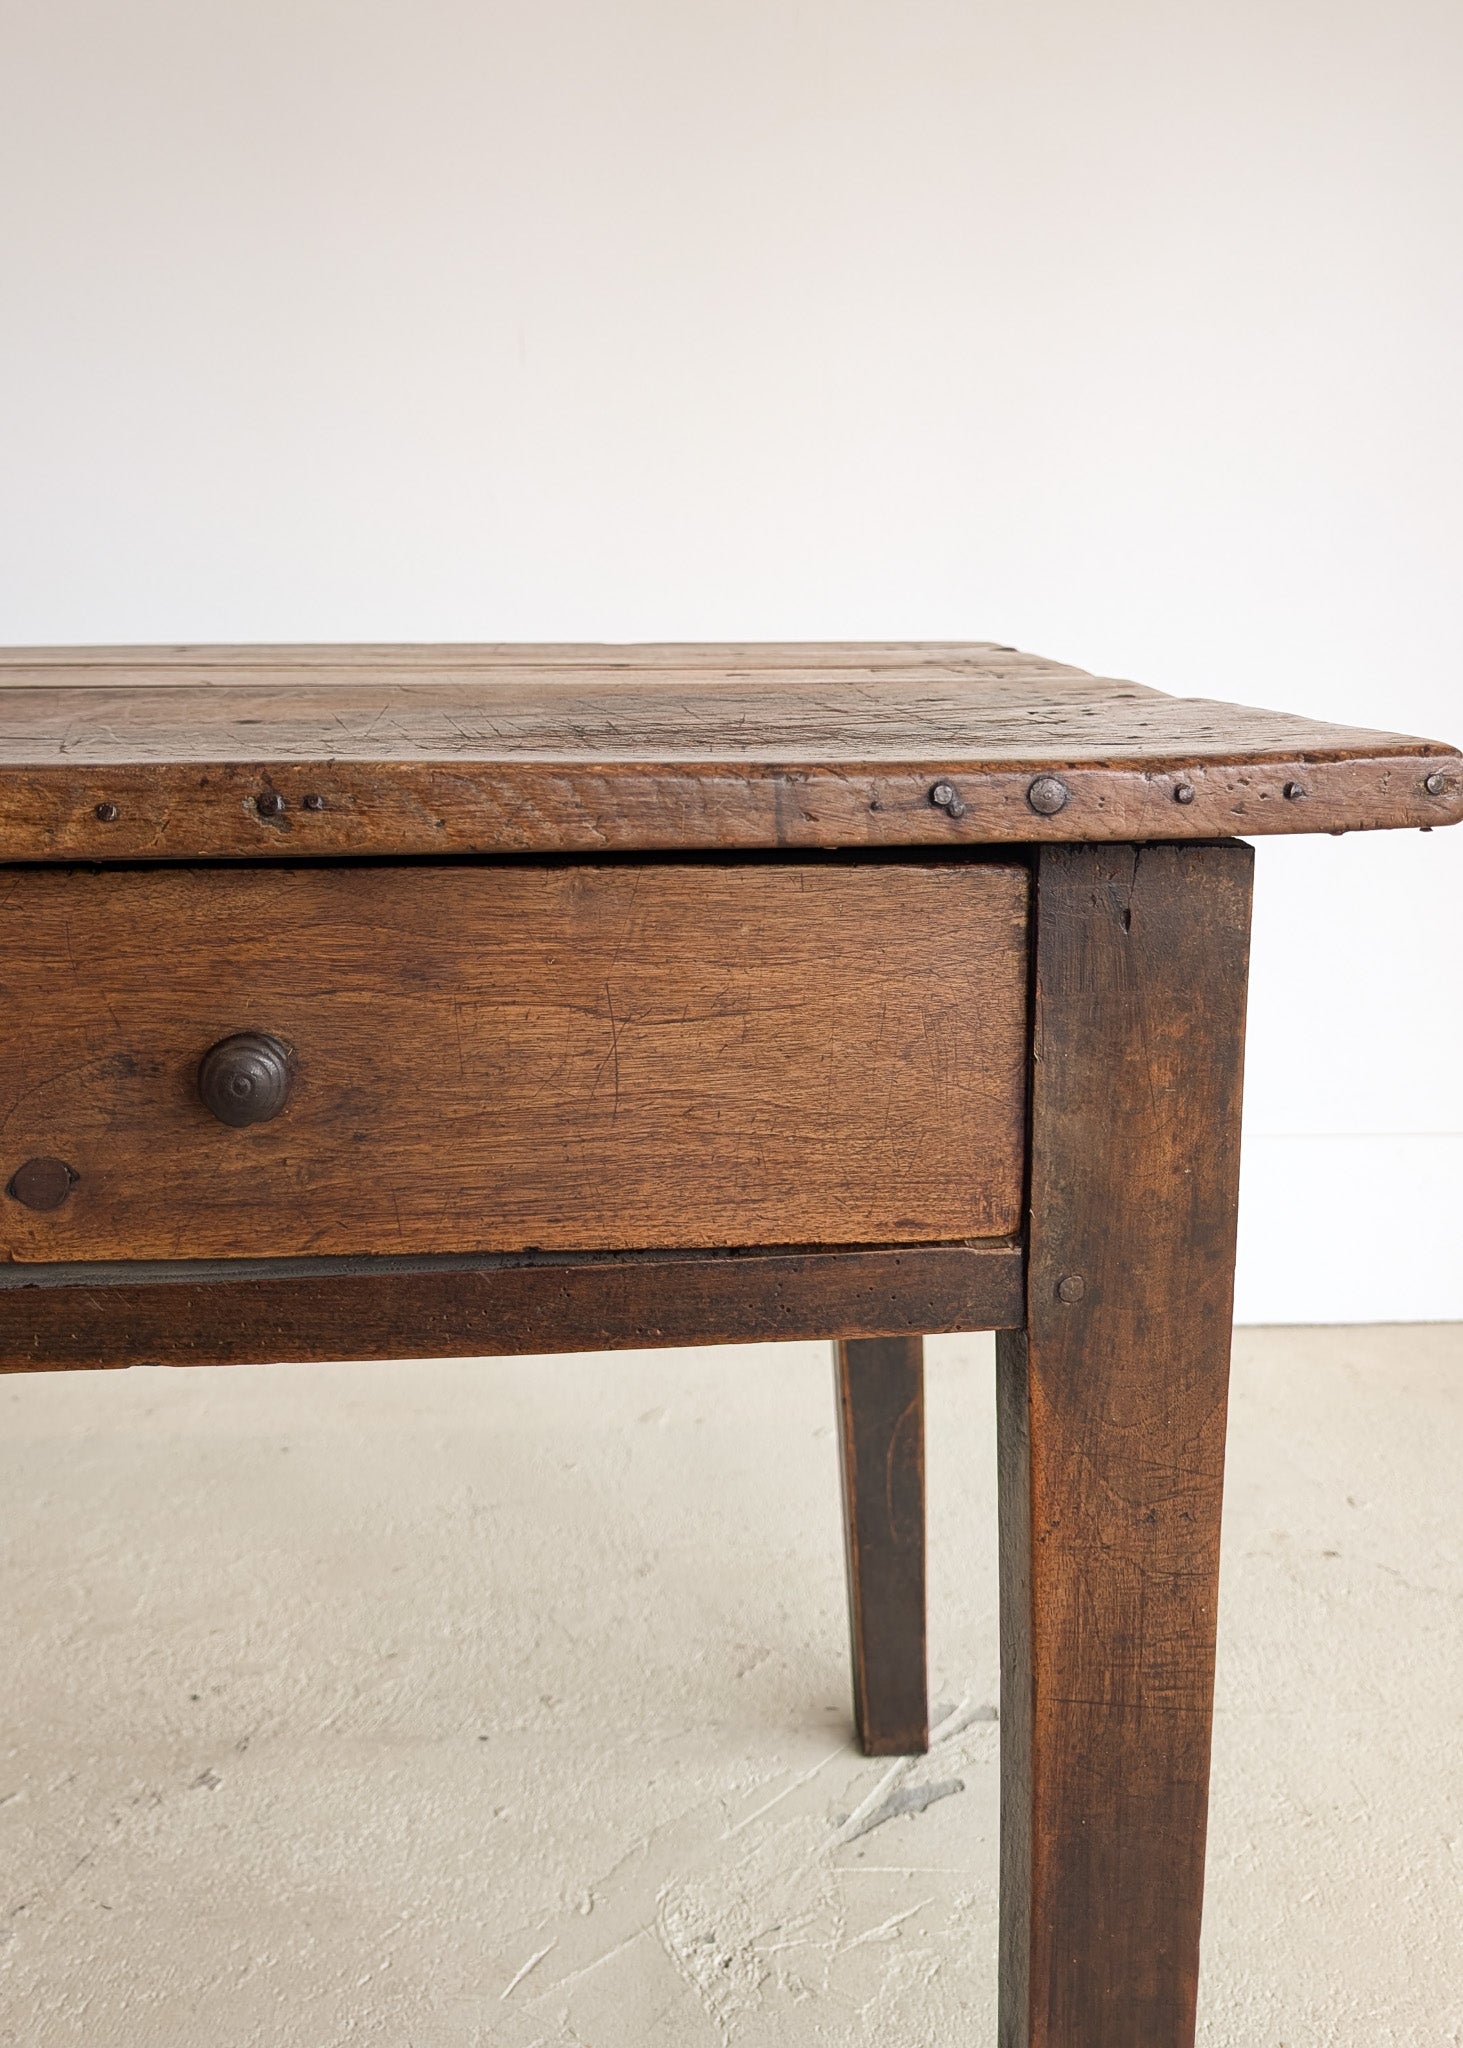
[0,642,1457,858]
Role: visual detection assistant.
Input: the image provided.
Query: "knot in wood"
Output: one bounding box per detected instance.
[7,1156,78,1211]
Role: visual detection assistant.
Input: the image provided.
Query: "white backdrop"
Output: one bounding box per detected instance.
[2,0,1459,1321]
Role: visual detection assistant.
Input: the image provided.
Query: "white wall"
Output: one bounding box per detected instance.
[2,0,1459,1321]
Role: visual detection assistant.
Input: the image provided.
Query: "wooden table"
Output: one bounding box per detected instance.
[2,642,1458,2041]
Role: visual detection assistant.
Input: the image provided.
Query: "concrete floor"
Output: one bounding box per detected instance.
[2,1323,1460,2045]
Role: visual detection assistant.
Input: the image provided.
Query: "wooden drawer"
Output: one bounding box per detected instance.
[0,859,1028,1263]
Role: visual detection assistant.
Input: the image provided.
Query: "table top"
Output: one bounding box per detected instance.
[0,641,1456,859]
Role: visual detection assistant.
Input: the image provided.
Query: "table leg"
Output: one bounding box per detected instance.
[997,841,1253,2046]
[835,1335,929,1754]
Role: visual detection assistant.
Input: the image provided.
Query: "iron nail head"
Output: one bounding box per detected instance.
[1027,774,1070,817]
[303,792,326,811]
[1173,781,1196,805]
[94,801,119,823]
[1283,781,1306,801]
[1057,1273,1086,1304]
[256,791,286,817]
[1424,770,1447,797]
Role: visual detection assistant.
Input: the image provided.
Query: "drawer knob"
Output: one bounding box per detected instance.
[198,1033,293,1127]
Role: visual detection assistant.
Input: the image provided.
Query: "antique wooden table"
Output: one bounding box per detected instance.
[2,642,1458,2042]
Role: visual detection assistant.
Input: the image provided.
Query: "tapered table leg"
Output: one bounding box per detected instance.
[836,1335,929,1755]
[997,841,1253,2046]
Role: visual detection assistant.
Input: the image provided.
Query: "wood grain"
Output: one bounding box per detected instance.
[0,641,1112,680]
[0,643,1454,858]
[0,1240,1024,1372]
[996,841,1252,2047]
[836,1335,929,1755]
[0,858,1029,1263]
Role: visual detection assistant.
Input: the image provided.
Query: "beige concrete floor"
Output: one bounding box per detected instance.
[2,1323,1460,2045]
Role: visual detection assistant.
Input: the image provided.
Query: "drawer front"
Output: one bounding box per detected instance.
[0,860,1028,1262]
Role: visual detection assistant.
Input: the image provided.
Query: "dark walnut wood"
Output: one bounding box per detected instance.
[836,1335,929,1756]
[0,857,1028,1263]
[0,1241,1024,1372]
[996,841,1252,2048]
[0,642,1455,860]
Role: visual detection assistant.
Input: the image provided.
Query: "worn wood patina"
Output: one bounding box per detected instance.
[0,641,1455,859]
[2,640,1457,2046]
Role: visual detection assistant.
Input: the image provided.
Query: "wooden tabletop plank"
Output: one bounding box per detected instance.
[0,640,1126,680]
[0,643,1455,857]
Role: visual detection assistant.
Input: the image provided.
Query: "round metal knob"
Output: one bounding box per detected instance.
[198,1033,293,1127]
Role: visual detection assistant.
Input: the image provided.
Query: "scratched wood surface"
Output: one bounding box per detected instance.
[0,640,1121,679]
[996,841,1252,2046]
[0,858,1029,1262]
[0,1241,1025,1372]
[0,642,1454,857]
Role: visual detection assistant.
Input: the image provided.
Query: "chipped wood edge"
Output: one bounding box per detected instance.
[0,749,1458,860]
